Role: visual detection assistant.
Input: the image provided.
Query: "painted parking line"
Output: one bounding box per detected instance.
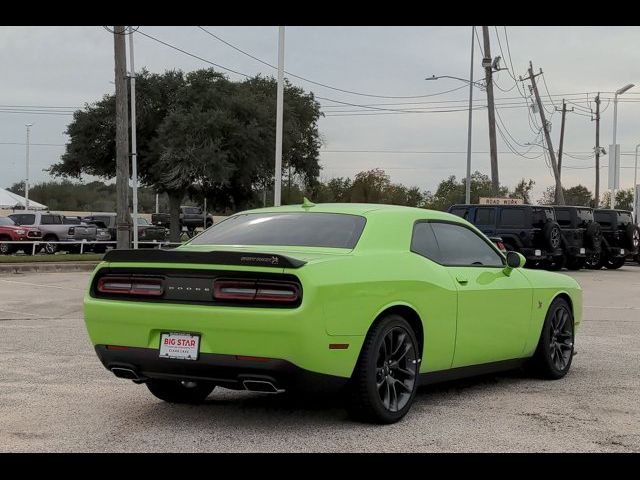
[0,278,84,292]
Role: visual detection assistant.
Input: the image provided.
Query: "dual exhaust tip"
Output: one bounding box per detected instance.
[110,367,283,393]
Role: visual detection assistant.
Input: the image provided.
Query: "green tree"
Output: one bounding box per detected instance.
[50,68,323,241]
[601,188,634,210]
[510,178,536,204]
[350,168,391,203]
[540,184,593,206]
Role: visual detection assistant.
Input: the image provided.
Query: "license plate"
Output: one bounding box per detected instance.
[159,332,200,360]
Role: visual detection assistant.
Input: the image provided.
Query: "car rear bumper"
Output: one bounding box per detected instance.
[564,245,587,257]
[95,345,348,392]
[520,247,563,260]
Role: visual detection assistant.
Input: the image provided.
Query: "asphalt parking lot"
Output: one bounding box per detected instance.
[0,266,639,452]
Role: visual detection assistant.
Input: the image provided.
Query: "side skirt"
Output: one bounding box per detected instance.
[418,358,526,386]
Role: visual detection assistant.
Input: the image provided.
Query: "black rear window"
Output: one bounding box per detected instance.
[595,211,612,226]
[577,208,593,227]
[617,212,633,225]
[190,212,366,249]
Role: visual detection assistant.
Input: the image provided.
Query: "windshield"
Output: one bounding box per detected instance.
[0,217,16,226]
[190,212,367,249]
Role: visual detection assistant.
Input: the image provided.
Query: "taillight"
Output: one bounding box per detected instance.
[97,276,164,296]
[68,227,75,235]
[213,279,300,303]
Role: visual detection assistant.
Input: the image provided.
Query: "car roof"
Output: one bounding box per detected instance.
[240,202,460,221]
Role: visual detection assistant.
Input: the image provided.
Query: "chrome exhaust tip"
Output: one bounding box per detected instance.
[111,367,140,380]
[242,379,284,394]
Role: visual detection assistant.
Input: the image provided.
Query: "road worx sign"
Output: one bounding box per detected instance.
[479,197,524,205]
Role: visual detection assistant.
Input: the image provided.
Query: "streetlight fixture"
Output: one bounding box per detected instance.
[25,123,33,210]
[610,83,635,208]
[425,27,484,204]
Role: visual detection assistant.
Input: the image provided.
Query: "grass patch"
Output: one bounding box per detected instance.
[0,253,104,263]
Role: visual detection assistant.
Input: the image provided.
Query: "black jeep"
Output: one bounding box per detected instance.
[551,206,602,270]
[448,204,564,269]
[588,209,640,269]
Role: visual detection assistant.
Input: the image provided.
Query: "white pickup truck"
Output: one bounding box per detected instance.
[9,211,97,254]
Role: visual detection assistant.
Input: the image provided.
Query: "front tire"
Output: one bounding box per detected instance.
[526,298,574,379]
[146,379,215,404]
[348,314,420,424]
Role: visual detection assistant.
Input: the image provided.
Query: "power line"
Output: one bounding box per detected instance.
[137,30,251,78]
[196,26,471,100]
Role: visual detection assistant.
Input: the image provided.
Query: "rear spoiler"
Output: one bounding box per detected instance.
[103,249,307,269]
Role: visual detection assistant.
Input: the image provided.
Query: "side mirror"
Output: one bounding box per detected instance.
[504,251,526,273]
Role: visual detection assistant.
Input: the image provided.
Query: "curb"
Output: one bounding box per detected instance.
[0,262,100,275]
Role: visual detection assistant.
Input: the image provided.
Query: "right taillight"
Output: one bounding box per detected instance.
[213,279,300,303]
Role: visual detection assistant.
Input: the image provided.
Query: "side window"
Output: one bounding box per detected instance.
[450,208,468,220]
[594,212,611,227]
[40,215,54,225]
[431,222,504,267]
[555,210,571,227]
[499,209,525,228]
[411,222,440,262]
[474,208,495,225]
[9,214,35,226]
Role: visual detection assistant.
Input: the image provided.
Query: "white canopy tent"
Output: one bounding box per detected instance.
[0,187,48,210]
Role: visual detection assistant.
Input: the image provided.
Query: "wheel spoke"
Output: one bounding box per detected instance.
[394,343,413,362]
[391,331,406,357]
[558,310,567,331]
[395,366,416,378]
[393,378,412,392]
[389,379,398,411]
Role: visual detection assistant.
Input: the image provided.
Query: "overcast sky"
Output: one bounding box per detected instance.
[2,25,640,202]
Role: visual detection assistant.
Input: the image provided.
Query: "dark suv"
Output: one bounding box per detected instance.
[588,209,640,269]
[551,206,602,270]
[448,204,564,269]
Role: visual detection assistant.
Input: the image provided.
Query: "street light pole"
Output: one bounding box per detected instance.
[634,143,639,224]
[129,26,139,249]
[610,83,634,209]
[465,26,475,204]
[25,123,32,210]
[274,26,285,207]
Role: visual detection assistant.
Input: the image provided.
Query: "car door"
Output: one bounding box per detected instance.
[428,221,533,368]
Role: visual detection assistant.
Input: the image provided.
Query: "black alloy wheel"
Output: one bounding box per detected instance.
[527,297,574,379]
[0,241,12,255]
[348,315,419,424]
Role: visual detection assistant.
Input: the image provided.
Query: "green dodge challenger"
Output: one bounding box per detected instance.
[84,202,582,423]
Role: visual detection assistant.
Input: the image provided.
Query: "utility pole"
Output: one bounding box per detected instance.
[555,99,573,179]
[25,123,32,210]
[274,26,285,207]
[128,27,139,249]
[522,61,565,204]
[594,94,601,207]
[465,26,475,204]
[481,26,499,195]
[114,26,131,249]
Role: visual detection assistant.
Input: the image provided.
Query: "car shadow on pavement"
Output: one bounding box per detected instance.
[131,369,531,427]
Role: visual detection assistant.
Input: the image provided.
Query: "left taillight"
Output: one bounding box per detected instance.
[96,276,164,296]
[213,279,300,303]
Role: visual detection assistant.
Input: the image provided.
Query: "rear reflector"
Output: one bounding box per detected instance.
[236,355,271,362]
[106,345,129,350]
[329,344,349,350]
[213,279,300,303]
[97,276,164,296]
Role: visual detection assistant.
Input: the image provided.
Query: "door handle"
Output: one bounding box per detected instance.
[456,275,468,285]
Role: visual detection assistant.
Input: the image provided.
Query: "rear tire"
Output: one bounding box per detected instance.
[526,297,574,380]
[146,379,215,404]
[0,238,13,255]
[604,256,626,270]
[348,314,420,424]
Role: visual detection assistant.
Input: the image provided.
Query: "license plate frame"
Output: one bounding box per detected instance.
[159,332,200,361]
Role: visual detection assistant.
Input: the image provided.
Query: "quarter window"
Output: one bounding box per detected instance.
[555,210,571,227]
[410,222,440,262]
[431,222,504,267]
